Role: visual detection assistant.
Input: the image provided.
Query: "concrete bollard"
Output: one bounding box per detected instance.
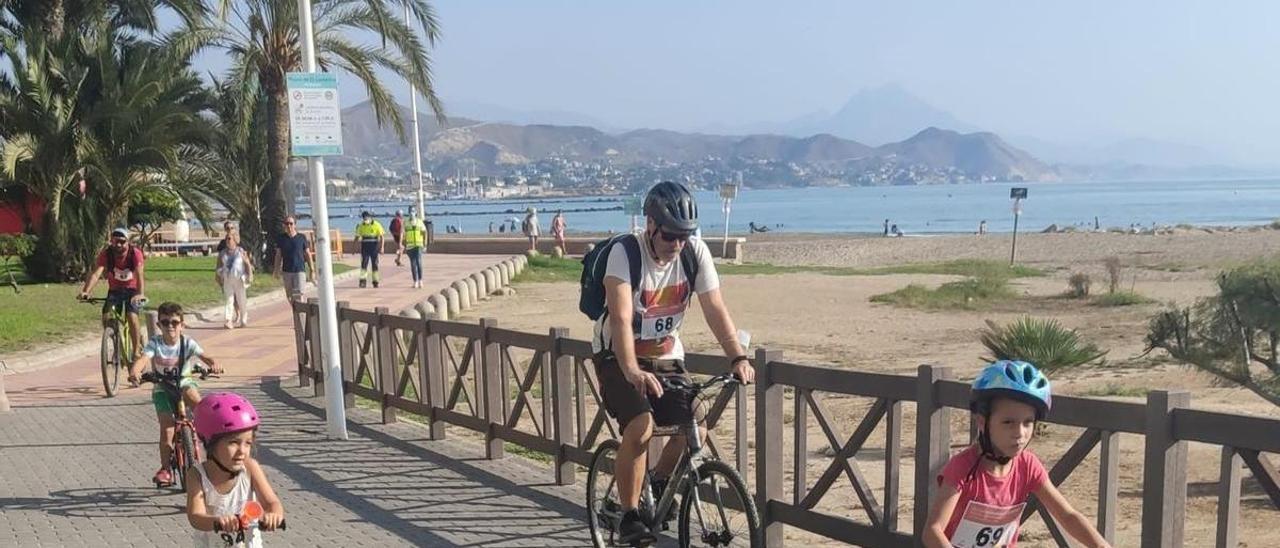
[484,267,500,293]
[443,287,461,317]
[452,280,472,310]
[400,307,421,320]
[471,273,488,300]
[427,293,449,321]
[505,258,517,278]
[515,255,526,273]
[499,262,511,286]
[414,301,435,318]
[464,276,480,303]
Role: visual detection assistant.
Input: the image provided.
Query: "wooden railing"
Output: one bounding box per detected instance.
[291,301,1280,547]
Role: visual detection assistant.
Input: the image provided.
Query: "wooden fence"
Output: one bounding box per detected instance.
[290,300,1280,547]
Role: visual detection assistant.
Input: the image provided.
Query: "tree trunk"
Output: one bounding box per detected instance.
[23,193,84,282]
[259,80,291,267]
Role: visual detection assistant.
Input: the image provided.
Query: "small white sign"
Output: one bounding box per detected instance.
[719,183,739,200]
[286,72,343,156]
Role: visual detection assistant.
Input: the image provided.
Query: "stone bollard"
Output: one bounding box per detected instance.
[443,287,461,317]
[505,258,517,278]
[414,300,435,318]
[452,280,472,310]
[464,276,480,303]
[515,255,527,273]
[552,246,565,259]
[427,293,449,321]
[400,307,421,320]
[499,262,511,286]
[471,273,488,300]
[484,267,500,294]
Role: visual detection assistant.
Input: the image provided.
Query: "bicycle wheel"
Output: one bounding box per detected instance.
[587,439,623,547]
[100,324,121,397]
[677,460,760,547]
[177,425,200,492]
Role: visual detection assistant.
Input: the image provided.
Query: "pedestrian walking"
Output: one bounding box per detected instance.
[273,216,314,302]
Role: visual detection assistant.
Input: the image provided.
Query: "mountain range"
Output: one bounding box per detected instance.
[337,101,1054,182]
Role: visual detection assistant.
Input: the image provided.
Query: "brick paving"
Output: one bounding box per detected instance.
[0,253,623,547]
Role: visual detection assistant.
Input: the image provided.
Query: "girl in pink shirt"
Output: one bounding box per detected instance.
[924,361,1111,548]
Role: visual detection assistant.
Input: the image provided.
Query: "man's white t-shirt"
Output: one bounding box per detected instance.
[592,236,719,360]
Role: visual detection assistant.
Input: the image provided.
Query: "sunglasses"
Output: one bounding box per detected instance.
[111,238,127,244]
[284,221,295,225]
[158,319,182,327]
[657,229,692,243]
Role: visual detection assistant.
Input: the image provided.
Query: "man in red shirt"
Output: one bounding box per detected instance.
[79,227,147,353]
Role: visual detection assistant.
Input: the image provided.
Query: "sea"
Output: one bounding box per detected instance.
[296,179,1280,236]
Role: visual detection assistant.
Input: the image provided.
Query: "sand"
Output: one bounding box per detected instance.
[451,228,1280,546]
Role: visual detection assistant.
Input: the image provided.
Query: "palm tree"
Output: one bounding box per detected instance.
[200,0,446,261]
[0,0,206,40]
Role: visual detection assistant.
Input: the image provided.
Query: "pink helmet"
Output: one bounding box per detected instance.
[194,392,260,442]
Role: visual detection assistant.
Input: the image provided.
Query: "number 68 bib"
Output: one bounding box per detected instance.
[951,500,1023,548]
[639,304,686,340]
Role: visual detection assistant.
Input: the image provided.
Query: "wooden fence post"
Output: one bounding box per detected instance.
[550,327,575,485]
[307,299,324,398]
[913,365,951,541]
[290,302,311,388]
[1098,430,1121,543]
[1141,390,1189,548]
[375,306,396,424]
[1216,446,1242,548]
[423,318,447,440]
[481,318,505,460]
[755,348,785,547]
[336,301,354,408]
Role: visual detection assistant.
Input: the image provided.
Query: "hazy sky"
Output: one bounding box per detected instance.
[189,1,1280,163]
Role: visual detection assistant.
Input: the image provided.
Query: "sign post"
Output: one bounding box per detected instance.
[719,183,739,258]
[1009,187,1027,266]
[291,0,347,440]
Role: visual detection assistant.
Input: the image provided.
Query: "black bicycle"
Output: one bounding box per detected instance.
[587,373,761,547]
[139,364,214,491]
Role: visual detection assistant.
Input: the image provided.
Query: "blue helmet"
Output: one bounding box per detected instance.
[969,360,1052,419]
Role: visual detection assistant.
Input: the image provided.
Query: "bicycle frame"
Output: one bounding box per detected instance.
[641,375,737,531]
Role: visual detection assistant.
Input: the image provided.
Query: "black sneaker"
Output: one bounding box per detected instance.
[617,509,655,546]
[372,280,379,288]
[359,279,367,288]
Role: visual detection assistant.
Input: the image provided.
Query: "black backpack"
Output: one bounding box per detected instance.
[579,233,700,321]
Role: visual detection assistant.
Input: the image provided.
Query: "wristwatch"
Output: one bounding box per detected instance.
[730,355,751,366]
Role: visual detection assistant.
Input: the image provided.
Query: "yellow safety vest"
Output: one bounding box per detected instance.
[403,218,426,248]
[356,220,384,240]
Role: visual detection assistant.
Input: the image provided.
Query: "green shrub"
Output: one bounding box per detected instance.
[871,277,1015,309]
[1093,291,1153,307]
[979,317,1108,374]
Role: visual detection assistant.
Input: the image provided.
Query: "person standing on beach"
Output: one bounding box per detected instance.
[522,207,540,252]
[883,219,890,237]
[273,216,313,302]
[390,210,405,267]
[551,210,567,254]
[978,220,988,235]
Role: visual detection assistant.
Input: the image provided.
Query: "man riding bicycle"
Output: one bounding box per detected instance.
[79,227,147,354]
[594,181,755,545]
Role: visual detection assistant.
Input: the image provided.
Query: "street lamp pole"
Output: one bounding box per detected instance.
[296,0,348,440]
[404,3,426,218]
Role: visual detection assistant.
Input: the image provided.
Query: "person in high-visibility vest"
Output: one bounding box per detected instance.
[353,211,385,288]
[400,208,428,288]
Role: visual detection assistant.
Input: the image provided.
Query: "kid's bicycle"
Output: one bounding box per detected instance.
[587,373,761,547]
[139,363,214,490]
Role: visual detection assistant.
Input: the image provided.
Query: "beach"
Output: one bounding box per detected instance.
[452,227,1280,546]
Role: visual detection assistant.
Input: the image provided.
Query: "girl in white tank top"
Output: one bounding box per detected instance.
[192,462,261,548]
[187,393,284,547]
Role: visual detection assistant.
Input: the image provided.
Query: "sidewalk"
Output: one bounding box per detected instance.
[0,379,591,546]
[3,254,507,405]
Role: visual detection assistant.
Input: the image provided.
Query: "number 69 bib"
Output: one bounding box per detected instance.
[951,500,1023,548]
[639,303,686,340]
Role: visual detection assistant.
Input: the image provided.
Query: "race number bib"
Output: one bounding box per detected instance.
[639,304,685,340]
[951,500,1023,548]
[113,268,135,282]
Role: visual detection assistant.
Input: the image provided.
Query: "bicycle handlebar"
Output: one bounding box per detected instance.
[79,296,148,306]
[139,364,216,385]
[659,373,742,395]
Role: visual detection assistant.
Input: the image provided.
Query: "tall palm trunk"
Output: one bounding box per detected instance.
[258,76,290,266]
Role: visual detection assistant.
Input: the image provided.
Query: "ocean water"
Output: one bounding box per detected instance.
[299,179,1280,236]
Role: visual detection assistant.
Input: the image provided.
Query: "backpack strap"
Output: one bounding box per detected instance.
[620,234,642,288]
[679,241,700,298]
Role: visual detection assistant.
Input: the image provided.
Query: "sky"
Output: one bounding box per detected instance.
[184,1,1280,164]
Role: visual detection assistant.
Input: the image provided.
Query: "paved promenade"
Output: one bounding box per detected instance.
[0,254,608,546]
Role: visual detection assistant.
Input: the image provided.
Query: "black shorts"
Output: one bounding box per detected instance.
[594,352,701,430]
[103,288,141,315]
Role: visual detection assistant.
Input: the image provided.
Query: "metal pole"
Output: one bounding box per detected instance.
[405,3,426,218]
[1010,205,1020,266]
[297,0,348,440]
[722,199,731,258]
